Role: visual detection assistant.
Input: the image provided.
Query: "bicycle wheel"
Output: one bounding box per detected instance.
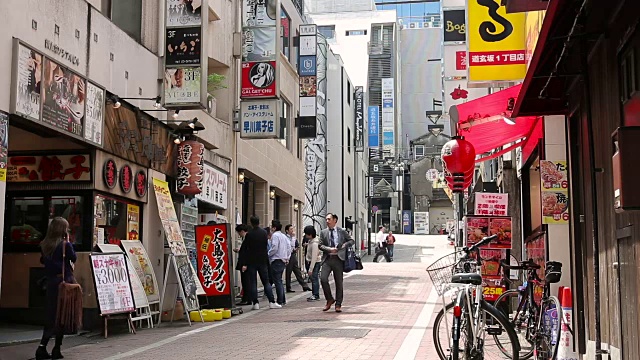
[494,289,534,359]
[481,300,521,360]
[534,296,561,360]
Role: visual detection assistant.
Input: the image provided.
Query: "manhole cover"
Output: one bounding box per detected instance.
[292,328,370,338]
[284,319,331,323]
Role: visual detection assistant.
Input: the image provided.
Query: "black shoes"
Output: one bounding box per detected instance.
[35,346,51,360]
[303,287,312,292]
[51,347,64,359]
[286,289,296,293]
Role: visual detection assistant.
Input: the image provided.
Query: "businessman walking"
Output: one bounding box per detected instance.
[318,213,354,313]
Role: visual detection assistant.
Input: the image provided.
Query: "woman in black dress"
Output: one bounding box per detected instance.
[36,217,77,360]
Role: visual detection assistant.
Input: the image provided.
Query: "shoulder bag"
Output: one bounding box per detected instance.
[55,238,83,335]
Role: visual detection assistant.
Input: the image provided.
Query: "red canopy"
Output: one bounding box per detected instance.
[450,84,541,158]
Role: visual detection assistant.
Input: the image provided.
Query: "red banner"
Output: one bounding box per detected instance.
[195,224,231,296]
[241,61,277,98]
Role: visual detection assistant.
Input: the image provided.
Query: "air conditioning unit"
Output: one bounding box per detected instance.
[423,22,431,28]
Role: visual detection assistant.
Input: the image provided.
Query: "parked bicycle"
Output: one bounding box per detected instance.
[428,235,521,360]
[493,259,563,360]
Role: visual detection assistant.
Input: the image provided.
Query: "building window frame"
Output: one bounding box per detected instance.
[318,25,336,40]
[279,99,291,150]
[414,145,425,159]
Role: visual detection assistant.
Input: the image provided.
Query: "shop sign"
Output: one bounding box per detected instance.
[468,0,526,83]
[7,154,91,182]
[297,116,317,139]
[164,67,201,106]
[298,56,316,76]
[242,27,277,62]
[165,28,202,66]
[0,112,8,182]
[120,164,133,193]
[135,170,148,197]
[354,86,364,152]
[44,39,80,67]
[299,35,316,56]
[120,240,161,303]
[90,252,135,315]
[196,224,232,296]
[241,61,277,98]
[85,81,104,146]
[474,192,508,216]
[540,160,569,224]
[196,164,228,209]
[103,158,117,189]
[152,178,188,256]
[166,0,202,27]
[11,43,42,122]
[465,216,512,249]
[242,0,277,27]
[240,99,280,139]
[176,140,205,196]
[42,58,84,137]
[443,10,466,42]
[368,106,379,147]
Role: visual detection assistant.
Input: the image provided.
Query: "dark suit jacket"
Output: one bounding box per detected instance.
[240,226,269,266]
[318,227,354,262]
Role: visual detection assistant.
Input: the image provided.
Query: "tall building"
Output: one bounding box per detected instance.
[375,0,440,27]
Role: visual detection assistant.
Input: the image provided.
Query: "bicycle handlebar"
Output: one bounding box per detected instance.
[462,234,498,254]
[500,258,541,271]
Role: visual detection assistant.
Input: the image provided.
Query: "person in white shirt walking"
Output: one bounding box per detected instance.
[268,220,291,306]
[373,226,391,262]
[304,225,322,301]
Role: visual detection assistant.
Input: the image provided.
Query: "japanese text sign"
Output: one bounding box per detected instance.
[152,178,188,256]
[474,192,508,216]
[90,253,136,315]
[7,154,91,182]
[240,99,279,138]
[196,224,232,296]
[195,163,228,209]
[368,106,379,147]
[540,160,569,224]
[467,0,526,82]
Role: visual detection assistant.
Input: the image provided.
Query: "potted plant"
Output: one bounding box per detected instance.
[206,73,227,118]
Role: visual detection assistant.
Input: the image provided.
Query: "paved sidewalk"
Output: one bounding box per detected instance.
[2,235,452,360]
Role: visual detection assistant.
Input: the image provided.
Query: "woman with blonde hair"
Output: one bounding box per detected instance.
[36,217,77,360]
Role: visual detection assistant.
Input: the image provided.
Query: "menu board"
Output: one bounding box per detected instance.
[152,178,188,256]
[120,240,160,303]
[196,224,232,296]
[90,252,136,315]
[175,255,199,312]
[526,234,547,304]
[97,244,149,309]
[540,160,569,224]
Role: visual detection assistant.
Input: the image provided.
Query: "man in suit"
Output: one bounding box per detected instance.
[240,216,280,310]
[318,213,355,313]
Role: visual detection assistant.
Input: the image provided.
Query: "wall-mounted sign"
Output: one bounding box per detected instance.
[468,0,526,82]
[196,163,228,209]
[42,58,84,137]
[299,24,317,36]
[242,0,277,26]
[297,116,317,139]
[540,160,569,224]
[444,10,466,42]
[135,170,148,198]
[241,61,277,98]
[474,192,508,216]
[298,56,316,76]
[7,154,91,182]
[164,67,201,106]
[368,105,379,148]
[85,81,104,146]
[354,86,364,152]
[465,216,512,249]
[381,78,394,156]
[11,43,42,122]
[44,39,80,67]
[299,96,315,117]
[165,28,202,66]
[103,158,117,188]
[176,140,205,196]
[299,36,316,56]
[166,0,202,27]
[300,76,316,97]
[240,99,280,138]
[242,27,277,62]
[120,164,133,193]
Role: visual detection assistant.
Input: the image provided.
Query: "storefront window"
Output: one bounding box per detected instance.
[6,194,90,251]
[94,194,142,246]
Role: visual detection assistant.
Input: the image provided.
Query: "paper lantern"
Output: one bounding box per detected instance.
[176,140,205,196]
[441,136,476,175]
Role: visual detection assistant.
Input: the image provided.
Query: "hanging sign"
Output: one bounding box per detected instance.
[196,224,232,296]
[354,86,364,152]
[90,252,136,315]
[240,99,279,138]
[474,192,508,216]
[176,140,204,196]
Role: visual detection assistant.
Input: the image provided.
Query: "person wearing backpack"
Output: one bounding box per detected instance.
[386,231,396,262]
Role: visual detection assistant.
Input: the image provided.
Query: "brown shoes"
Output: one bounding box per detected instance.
[323,299,335,311]
[335,305,342,313]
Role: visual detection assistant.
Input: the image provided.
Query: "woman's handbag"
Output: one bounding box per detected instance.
[55,238,83,335]
[344,246,363,272]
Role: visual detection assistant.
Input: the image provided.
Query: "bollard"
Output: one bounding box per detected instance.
[557,287,579,360]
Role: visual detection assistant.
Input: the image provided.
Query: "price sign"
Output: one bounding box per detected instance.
[90,252,136,315]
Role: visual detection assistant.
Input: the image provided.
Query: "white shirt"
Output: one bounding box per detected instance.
[268,231,291,262]
[376,231,386,247]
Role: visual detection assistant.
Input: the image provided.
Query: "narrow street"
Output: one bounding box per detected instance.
[1,235,451,360]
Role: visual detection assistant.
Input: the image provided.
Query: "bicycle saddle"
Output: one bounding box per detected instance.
[451,273,483,286]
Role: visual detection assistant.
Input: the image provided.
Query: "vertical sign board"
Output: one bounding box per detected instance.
[354,86,364,152]
[298,24,318,138]
[120,240,161,303]
[0,111,8,182]
[540,160,569,224]
[368,106,379,148]
[90,252,136,315]
[163,0,208,108]
[443,10,466,42]
[240,0,280,99]
[381,78,394,156]
[240,99,280,139]
[196,224,235,308]
[467,0,526,84]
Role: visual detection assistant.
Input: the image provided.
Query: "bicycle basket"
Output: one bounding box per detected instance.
[545,261,562,284]
[426,250,470,295]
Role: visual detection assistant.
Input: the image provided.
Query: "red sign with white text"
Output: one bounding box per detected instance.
[456,51,467,70]
[241,61,277,98]
[195,224,231,296]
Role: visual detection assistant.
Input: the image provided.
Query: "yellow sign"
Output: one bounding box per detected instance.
[467,0,526,82]
[127,204,140,240]
[525,10,546,68]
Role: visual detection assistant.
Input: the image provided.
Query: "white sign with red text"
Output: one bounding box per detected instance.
[474,192,508,216]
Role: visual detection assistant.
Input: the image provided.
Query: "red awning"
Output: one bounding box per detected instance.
[450,85,541,158]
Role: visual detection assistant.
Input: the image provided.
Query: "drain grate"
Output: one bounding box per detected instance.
[292,328,370,338]
[284,319,331,323]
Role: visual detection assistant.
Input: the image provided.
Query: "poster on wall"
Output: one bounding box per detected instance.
[90,252,136,315]
[42,58,85,137]
[121,240,161,303]
[242,0,277,26]
[165,28,202,66]
[166,0,203,27]
[241,61,277,98]
[540,160,569,224]
[299,76,317,97]
[242,27,277,62]
[0,112,8,182]
[196,224,232,296]
[164,67,201,105]
[525,234,546,304]
[84,81,104,146]
[12,43,42,122]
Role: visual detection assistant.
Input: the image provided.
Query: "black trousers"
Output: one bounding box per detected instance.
[286,252,307,290]
[239,269,250,302]
[373,246,391,262]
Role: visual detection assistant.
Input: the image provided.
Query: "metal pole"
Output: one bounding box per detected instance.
[456,192,464,248]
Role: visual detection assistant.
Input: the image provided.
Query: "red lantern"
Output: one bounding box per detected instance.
[441,136,476,175]
[176,140,205,196]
